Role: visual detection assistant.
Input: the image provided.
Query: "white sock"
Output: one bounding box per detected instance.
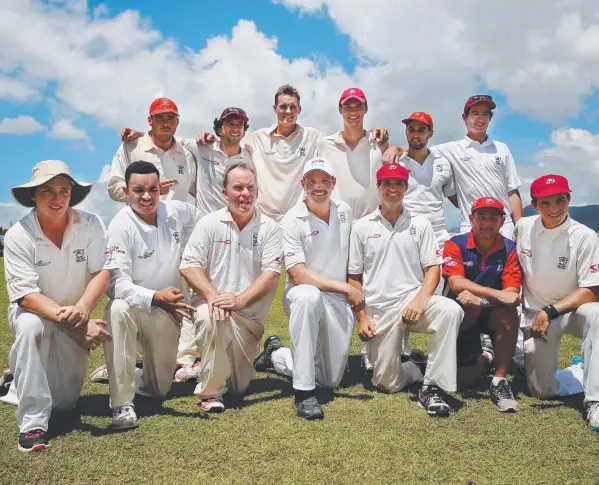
[492,376,507,386]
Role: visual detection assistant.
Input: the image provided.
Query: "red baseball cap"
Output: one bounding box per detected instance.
[339,87,367,105]
[530,174,571,199]
[219,107,249,122]
[402,111,433,129]
[376,163,409,182]
[464,94,497,113]
[471,197,505,214]
[149,97,179,116]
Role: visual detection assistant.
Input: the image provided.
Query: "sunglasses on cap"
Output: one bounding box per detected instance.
[221,107,247,117]
[468,95,493,103]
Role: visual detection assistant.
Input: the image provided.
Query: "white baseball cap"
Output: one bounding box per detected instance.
[302,157,335,178]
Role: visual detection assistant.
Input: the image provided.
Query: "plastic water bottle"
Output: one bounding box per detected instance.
[572,355,583,366]
[556,355,585,396]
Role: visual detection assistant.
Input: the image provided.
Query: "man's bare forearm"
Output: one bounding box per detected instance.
[288,264,349,296]
[76,270,111,315]
[553,287,599,315]
[181,267,219,301]
[238,271,280,308]
[448,275,517,303]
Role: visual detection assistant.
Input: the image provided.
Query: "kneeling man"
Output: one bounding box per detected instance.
[3,160,111,452]
[515,175,599,430]
[255,157,362,420]
[180,162,282,413]
[103,161,199,429]
[348,163,463,416]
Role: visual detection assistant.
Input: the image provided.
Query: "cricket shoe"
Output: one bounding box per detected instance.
[417,385,451,417]
[587,402,599,431]
[112,404,139,429]
[200,397,225,413]
[173,362,201,383]
[489,379,518,413]
[254,335,282,371]
[0,369,13,396]
[90,364,109,384]
[295,396,324,420]
[18,428,50,453]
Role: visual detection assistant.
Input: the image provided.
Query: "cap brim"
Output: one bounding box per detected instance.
[149,109,179,116]
[471,206,505,215]
[532,188,572,199]
[11,174,92,208]
[303,168,335,178]
[401,117,432,128]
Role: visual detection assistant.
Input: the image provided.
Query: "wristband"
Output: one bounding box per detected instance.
[542,304,559,320]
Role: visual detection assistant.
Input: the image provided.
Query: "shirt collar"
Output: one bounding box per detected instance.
[466,230,506,254]
[218,207,261,229]
[327,130,373,149]
[268,123,303,138]
[369,206,411,228]
[461,135,495,148]
[126,201,168,233]
[141,132,184,154]
[534,214,571,236]
[32,208,83,247]
[293,199,339,219]
[210,141,243,157]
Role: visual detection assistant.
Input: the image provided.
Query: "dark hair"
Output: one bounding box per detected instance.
[464,107,494,119]
[274,85,301,106]
[223,162,257,188]
[125,161,160,186]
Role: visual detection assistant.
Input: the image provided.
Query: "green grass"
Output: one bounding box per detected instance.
[0,258,598,485]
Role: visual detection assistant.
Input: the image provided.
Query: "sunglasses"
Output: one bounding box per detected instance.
[221,107,247,117]
[468,94,493,103]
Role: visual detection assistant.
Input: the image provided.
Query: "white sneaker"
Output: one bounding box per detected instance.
[90,364,109,383]
[112,404,138,429]
[200,397,225,413]
[587,402,599,431]
[173,362,201,383]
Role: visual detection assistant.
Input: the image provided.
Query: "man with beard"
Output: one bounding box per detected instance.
[180,162,282,413]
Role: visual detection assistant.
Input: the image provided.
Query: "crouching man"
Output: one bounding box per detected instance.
[103,161,199,429]
[180,162,282,413]
[515,175,599,430]
[254,157,361,420]
[3,160,112,452]
[348,163,463,416]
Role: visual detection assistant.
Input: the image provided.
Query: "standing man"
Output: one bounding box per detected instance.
[180,162,282,413]
[443,197,521,412]
[348,163,463,416]
[315,88,390,219]
[109,97,196,203]
[102,161,199,429]
[2,160,112,452]
[254,157,361,420]
[514,175,599,430]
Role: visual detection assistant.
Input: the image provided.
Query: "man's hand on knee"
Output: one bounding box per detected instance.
[153,286,196,325]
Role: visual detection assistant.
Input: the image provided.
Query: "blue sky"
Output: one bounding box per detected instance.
[1,0,599,228]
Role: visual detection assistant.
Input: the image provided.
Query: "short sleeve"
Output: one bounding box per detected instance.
[501,248,522,290]
[577,234,599,288]
[348,224,365,275]
[442,162,457,197]
[260,222,283,274]
[87,215,108,273]
[282,218,306,270]
[419,220,442,268]
[442,239,465,278]
[4,230,40,303]
[108,144,129,203]
[504,147,522,192]
[180,218,210,270]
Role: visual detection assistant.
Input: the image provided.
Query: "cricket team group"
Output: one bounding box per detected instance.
[2,85,599,453]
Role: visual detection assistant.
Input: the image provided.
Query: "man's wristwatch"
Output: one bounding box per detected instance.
[542,304,560,320]
[480,297,490,308]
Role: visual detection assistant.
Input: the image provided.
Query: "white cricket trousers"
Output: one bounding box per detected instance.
[103,299,180,408]
[271,285,355,391]
[522,303,599,405]
[192,303,264,399]
[368,293,463,393]
[176,316,198,366]
[5,305,88,433]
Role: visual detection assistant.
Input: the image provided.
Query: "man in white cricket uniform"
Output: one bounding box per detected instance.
[102,162,199,429]
[514,174,599,431]
[348,163,463,416]
[2,161,111,452]
[315,87,390,219]
[108,97,196,203]
[254,157,362,420]
[180,162,282,413]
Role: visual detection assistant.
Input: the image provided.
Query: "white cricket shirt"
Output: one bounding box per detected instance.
[315,131,383,219]
[349,208,441,311]
[433,136,521,230]
[246,124,323,222]
[514,215,599,312]
[400,151,455,246]
[179,139,254,218]
[4,208,107,306]
[103,200,200,310]
[180,208,282,323]
[282,199,353,289]
[108,133,196,203]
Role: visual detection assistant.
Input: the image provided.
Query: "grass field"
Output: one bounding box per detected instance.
[0,259,598,485]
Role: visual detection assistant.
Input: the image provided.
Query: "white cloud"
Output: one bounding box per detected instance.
[48,119,89,140]
[97,164,111,183]
[0,75,39,101]
[0,115,45,134]
[0,202,28,229]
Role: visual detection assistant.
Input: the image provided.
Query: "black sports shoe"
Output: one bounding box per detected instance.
[0,369,13,397]
[417,385,451,417]
[18,428,50,453]
[254,335,282,371]
[489,379,518,413]
[295,396,324,420]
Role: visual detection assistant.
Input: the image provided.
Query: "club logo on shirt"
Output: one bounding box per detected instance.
[409,225,416,236]
[138,250,155,259]
[105,245,125,255]
[464,261,474,267]
[520,249,532,257]
[7,276,24,286]
[304,231,319,238]
[557,257,568,269]
[368,234,381,239]
[445,261,457,267]
[202,157,220,166]
[34,260,51,267]
[299,147,306,156]
[339,212,347,223]
[496,261,504,272]
[589,264,599,273]
[173,231,180,244]
[217,239,232,245]
[177,165,184,175]
[435,164,444,172]
[253,232,259,247]
[286,252,295,257]
[73,249,86,263]
[494,156,502,166]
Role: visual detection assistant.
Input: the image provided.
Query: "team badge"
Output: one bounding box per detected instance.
[299,147,306,156]
[546,178,555,184]
[138,250,155,259]
[339,212,347,223]
[494,156,502,166]
[252,232,259,247]
[73,249,86,263]
[557,256,568,269]
[177,165,184,175]
[173,232,180,244]
[409,225,416,236]
[485,197,495,204]
[435,164,443,172]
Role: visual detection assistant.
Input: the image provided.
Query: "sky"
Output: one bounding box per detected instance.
[1,0,599,229]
